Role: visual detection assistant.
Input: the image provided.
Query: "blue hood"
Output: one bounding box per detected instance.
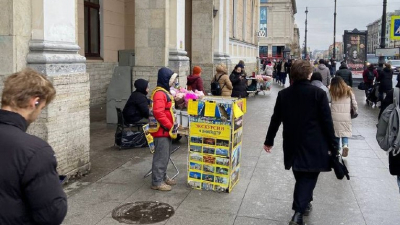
[157,67,174,91]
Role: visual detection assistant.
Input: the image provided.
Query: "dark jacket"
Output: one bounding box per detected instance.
[363,68,379,84]
[187,75,204,92]
[264,80,339,172]
[230,71,247,98]
[0,110,67,225]
[377,67,393,92]
[335,66,353,87]
[123,79,150,124]
[378,87,400,175]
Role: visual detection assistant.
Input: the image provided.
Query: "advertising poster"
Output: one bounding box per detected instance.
[187,97,244,193]
[344,30,367,75]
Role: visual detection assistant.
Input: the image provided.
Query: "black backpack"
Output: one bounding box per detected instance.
[367,70,375,81]
[211,74,226,96]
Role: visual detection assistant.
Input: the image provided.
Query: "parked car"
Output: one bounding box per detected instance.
[388,60,400,75]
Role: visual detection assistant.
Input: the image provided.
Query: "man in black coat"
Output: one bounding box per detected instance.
[335,63,353,87]
[377,63,394,102]
[123,79,150,124]
[0,68,67,225]
[264,60,339,225]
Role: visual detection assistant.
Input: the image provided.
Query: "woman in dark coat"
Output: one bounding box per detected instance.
[378,82,400,193]
[230,64,247,98]
[377,63,393,101]
[264,60,339,225]
[122,79,150,124]
[335,63,353,87]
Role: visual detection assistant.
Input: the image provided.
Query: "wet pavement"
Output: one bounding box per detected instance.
[63,81,400,225]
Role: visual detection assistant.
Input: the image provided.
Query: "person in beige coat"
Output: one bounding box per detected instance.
[214,64,233,97]
[329,76,358,157]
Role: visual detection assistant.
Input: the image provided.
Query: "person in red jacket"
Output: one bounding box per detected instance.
[186,66,204,93]
[150,67,178,191]
[362,64,379,97]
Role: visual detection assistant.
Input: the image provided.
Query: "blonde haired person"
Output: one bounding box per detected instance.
[213,64,233,96]
[330,76,358,157]
[0,68,68,224]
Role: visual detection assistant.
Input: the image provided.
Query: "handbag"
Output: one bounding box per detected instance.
[358,82,366,90]
[350,97,358,119]
[330,152,350,180]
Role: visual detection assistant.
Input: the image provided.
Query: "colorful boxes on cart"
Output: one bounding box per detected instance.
[187,97,246,193]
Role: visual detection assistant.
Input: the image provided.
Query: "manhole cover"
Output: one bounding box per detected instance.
[349,135,365,140]
[112,201,174,224]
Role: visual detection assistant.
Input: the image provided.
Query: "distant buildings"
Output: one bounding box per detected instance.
[258,0,299,59]
[367,10,400,54]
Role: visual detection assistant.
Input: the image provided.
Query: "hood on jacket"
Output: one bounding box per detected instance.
[318,64,327,70]
[157,67,175,91]
[134,79,149,95]
[311,80,323,88]
[187,75,200,85]
[384,67,392,72]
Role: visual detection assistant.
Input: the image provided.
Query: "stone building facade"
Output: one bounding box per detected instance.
[258,0,297,59]
[0,0,90,177]
[367,10,400,54]
[0,0,260,177]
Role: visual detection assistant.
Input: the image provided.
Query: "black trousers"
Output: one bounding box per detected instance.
[292,171,320,213]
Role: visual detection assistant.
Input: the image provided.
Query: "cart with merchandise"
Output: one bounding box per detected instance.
[186,96,246,193]
[246,75,272,96]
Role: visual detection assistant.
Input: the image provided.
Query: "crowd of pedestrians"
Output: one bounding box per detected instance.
[1,58,400,225]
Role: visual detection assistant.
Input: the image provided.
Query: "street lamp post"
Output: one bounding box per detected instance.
[379,0,387,65]
[333,0,337,60]
[304,7,308,59]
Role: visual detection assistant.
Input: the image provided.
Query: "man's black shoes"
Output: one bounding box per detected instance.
[304,203,312,216]
[289,212,305,225]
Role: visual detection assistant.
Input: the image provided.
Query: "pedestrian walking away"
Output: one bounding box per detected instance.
[378,80,400,193]
[280,59,288,85]
[264,60,339,225]
[150,67,179,191]
[314,59,331,86]
[335,62,353,87]
[362,64,379,99]
[329,76,358,157]
[0,68,67,225]
[311,72,331,102]
[377,63,393,102]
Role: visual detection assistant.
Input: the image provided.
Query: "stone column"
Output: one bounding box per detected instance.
[27,0,90,177]
[214,0,232,70]
[0,0,32,89]
[133,0,170,89]
[192,0,214,93]
[168,0,190,82]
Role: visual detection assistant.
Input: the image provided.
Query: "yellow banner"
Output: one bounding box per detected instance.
[188,99,199,116]
[204,101,217,117]
[233,103,244,119]
[190,122,231,139]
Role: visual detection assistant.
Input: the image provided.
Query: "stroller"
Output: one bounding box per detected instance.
[366,82,379,106]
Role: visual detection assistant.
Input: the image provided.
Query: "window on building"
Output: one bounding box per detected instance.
[84,0,100,57]
[259,46,268,58]
[261,0,268,3]
[260,7,267,36]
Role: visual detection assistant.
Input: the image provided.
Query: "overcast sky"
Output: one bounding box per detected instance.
[295,0,400,51]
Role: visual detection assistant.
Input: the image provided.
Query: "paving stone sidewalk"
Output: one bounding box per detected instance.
[63,83,400,225]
